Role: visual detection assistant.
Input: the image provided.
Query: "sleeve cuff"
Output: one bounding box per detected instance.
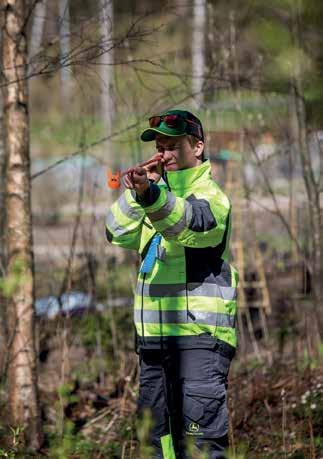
[135,182,161,207]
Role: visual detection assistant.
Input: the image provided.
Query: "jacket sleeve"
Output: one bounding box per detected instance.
[105,189,145,250]
[137,184,231,249]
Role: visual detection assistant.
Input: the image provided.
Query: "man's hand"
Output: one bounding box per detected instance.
[123,153,164,194]
[143,153,164,183]
[124,166,150,196]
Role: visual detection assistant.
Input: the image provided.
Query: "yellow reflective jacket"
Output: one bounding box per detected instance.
[106,160,238,349]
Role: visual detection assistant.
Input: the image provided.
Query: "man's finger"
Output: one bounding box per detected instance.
[123,174,133,188]
[133,166,147,176]
[143,160,158,171]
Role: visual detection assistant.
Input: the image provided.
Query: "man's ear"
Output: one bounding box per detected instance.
[194,140,204,160]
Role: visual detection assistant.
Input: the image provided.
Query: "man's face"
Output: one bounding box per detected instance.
[155,135,203,172]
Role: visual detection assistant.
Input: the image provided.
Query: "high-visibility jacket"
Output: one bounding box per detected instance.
[106,160,238,349]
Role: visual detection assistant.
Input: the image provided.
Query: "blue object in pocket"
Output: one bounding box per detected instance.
[140,233,162,274]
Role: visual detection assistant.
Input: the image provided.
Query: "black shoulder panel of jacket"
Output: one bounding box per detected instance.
[106,227,113,242]
[186,194,217,232]
[211,210,230,258]
[185,248,232,285]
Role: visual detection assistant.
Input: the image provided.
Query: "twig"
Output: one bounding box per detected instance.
[121,441,127,459]
[281,389,287,458]
[244,129,312,275]
[82,407,112,431]
[30,86,207,181]
[102,412,119,433]
[308,415,315,459]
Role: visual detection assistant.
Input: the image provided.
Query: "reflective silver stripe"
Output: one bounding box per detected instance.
[148,192,176,222]
[118,193,143,221]
[163,201,193,237]
[134,309,236,328]
[135,282,237,301]
[106,211,129,237]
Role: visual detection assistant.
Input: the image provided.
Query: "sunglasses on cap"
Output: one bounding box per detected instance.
[149,114,203,140]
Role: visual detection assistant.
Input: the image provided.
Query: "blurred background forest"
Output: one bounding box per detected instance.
[0,0,322,457]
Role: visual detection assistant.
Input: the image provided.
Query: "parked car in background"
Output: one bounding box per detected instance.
[35,291,104,319]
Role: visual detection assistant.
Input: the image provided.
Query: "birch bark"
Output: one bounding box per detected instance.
[0,25,7,379]
[192,0,206,108]
[2,0,42,448]
[29,0,47,60]
[100,0,114,145]
[58,0,71,105]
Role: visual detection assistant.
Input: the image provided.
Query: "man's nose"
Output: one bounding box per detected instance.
[163,150,173,159]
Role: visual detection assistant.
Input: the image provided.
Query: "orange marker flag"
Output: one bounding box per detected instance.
[107,170,121,189]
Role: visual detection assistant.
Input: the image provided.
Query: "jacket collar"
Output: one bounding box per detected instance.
[165,159,211,192]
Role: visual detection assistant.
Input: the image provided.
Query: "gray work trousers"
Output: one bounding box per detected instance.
[137,341,234,459]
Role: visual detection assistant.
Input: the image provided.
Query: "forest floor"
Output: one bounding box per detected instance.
[0,314,322,458]
[35,342,323,459]
[229,350,323,458]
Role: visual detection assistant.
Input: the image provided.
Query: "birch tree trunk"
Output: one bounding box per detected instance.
[192,0,206,108]
[0,30,5,266]
[2,0,42,448]
[29,0,47,60]
[58,0,71,106]
[100,0,114,149]
[0,26,7,379]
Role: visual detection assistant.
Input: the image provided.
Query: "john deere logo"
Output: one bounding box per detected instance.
[188,422,200,433]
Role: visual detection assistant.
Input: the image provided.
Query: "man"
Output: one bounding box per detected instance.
[106,110,238,458]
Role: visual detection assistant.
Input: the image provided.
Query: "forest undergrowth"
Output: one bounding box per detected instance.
[0,314,322,459]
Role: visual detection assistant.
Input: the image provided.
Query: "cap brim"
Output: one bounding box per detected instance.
[140,127,185,142]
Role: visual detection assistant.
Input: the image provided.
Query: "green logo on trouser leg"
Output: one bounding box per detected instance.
[189,422,199,432]
[186,422,204,436]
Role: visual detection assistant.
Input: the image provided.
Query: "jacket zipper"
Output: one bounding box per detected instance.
[164,172,194,322]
